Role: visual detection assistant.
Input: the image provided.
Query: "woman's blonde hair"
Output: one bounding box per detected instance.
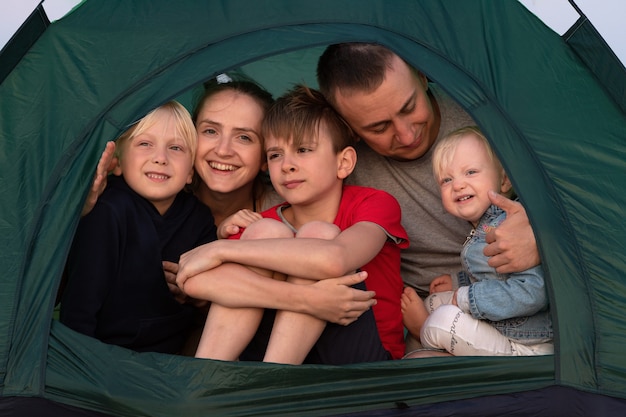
[115,101,197,161]
[432,126,514,198]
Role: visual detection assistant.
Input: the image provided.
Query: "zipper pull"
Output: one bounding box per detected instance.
[463,228,475,247]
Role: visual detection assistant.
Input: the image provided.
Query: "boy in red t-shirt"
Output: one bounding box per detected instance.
[177,85,408,364]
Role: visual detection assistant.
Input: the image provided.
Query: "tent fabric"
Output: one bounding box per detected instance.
[0,4,50,84]
[0,0,624,415]
[562,7,626,114]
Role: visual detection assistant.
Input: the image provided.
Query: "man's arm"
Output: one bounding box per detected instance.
[484,191,540,273]
[182,264,376,325]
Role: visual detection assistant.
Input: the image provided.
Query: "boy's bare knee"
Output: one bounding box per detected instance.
[296,221,340,240]
[242,218,293,240]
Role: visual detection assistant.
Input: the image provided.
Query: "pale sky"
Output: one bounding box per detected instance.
[1,0,625,66]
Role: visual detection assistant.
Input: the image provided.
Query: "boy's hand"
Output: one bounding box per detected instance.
[310,271,376,325]
[176,242,225,289]
[81,141,118,217]
[430,274,453,294]
[217,209,263,239]
[163,261,187,304]
[164,261,209,308]
[484,191,540,273]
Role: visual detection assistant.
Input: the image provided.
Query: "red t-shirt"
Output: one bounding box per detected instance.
[236,185,409,359]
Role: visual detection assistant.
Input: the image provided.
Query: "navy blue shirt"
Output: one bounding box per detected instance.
[61,176,216,353]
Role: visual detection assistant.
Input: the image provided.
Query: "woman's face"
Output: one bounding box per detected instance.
[194,90,266,195]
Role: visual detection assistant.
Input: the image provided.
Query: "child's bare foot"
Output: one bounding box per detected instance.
[401,287,430,340]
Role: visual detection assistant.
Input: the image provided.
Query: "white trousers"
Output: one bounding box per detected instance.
[420,294,553,356]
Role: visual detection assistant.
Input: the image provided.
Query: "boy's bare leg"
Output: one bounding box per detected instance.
[195,304,264,360]
[263,285,326,364]
[263,221,341,364]
[196,218,293,360]
[401,286,430,341]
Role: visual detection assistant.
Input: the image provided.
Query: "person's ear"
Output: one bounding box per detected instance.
[112,163,123,176]
[500,171,512,195]
[416,71,429,91]
[186,167,194,185]
[337,146,357,179]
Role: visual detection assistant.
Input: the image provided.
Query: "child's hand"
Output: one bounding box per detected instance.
[430,274,453,294]
[164,261,209,308]
[310,271,376,325]
[82,141,119,217]
[163,261,187,304]
[176,241,225,289]
[217,209,263,239]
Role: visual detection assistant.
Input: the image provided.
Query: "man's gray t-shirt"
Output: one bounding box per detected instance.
[349,85,475,296]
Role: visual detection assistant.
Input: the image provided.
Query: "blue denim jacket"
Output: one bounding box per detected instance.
[457,204,553,343]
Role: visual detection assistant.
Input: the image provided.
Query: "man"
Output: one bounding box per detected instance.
[317,42,539,299]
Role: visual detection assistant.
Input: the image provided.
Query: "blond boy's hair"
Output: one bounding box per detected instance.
[432,126,514,198]
[115,101,197,161]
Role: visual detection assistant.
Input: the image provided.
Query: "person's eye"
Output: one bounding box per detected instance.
[371,124,388,134]
[238,134,253,143]
[202,128,217,136]
[467,169,478,175]
[401,102,416,114]
[440,177,452,185]
[297,147,313,154]
[137,141,151,147]
[267,152,280,160]
[170,145,185,152]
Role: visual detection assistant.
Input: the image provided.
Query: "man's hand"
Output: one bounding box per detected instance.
[484,190,540,273]
[309,271,376,325]
[81,141,118,217]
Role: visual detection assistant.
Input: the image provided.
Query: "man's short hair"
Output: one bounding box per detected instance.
[317,43,396,106]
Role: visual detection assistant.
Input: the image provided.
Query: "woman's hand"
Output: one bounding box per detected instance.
[81,141,118,217]
[217,209,263,239]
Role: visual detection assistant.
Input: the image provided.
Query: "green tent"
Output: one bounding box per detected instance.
[1,1,625,415]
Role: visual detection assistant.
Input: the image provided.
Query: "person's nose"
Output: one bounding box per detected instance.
[393,120,415,145]
[452,177,466,191]
[152,145,168,165]
[281,153,297,173]
[214,136,233,157]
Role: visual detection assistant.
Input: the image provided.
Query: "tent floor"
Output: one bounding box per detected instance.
[1,386,626,416]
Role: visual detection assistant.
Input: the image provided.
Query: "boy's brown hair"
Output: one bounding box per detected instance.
[262,84,356,153]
